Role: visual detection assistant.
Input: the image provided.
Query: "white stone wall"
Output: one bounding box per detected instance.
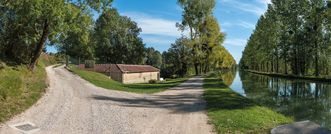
[122,72,159,84]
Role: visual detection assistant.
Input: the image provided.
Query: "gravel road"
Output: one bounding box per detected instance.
[0,66,214,134]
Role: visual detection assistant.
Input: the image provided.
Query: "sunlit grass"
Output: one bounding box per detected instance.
[0,54,55,123]
[68,66,189,94]
[203,77,293,133]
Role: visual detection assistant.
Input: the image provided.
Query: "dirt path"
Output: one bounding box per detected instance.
[0,66,214,134]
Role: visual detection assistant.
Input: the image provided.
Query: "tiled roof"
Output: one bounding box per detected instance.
[116,64,160,73]
[78,64,160,73]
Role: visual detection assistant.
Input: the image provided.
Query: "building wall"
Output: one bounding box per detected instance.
[77,64,160,84]
[122,72,160,84]
[109,72,123,82]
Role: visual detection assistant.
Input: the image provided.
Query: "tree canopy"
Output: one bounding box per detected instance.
[171,0,235,76]
[0,0,112,70]
[93,8,145,64]
[240,0,331,76]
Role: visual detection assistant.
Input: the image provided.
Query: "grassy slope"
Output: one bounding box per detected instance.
[246,70,331,82]
[68,66,188,94]
[0,54,55,123]
[203,77,293,134]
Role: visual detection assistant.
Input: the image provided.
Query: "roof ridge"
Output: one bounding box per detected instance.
[115,64,125,73]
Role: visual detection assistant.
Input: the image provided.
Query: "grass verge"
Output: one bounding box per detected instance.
[68,66,189,94]
[203,77,293,134]
[0,54,55,123]
[246,70,331,82]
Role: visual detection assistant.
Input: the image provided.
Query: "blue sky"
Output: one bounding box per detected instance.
[47,0,270,63]
[112,0,270,63]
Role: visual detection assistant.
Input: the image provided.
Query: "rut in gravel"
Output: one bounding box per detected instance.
[0,66,214,134]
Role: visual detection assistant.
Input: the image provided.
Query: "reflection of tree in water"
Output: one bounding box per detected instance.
[219,69,236,86]
[239,71,331,128]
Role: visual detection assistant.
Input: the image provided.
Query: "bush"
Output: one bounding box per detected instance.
[85,60,95,68]
[149,79,157,84]
[0,62,5,70]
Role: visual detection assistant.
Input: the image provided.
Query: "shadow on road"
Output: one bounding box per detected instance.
[90,77,206,114]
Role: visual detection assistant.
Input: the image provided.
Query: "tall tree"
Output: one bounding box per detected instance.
[145,47,162,69]
[240,0,331,77]
[177,0,216,75]
[93,8,145,64]
[0,0,112,70]
[58,4,94,62]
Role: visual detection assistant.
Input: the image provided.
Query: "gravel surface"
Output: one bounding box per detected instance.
[0,66,214,134]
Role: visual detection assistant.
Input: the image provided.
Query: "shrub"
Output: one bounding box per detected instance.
[170,75,177,79]
[149,79,157,84]
[85,60,95,68]
[0,62,5,70]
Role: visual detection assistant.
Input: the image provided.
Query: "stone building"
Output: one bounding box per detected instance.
[78,64,160,84]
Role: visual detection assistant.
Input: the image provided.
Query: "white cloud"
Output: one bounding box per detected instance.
[219,0,267,16]
[238,21,255,29]
[256,0,272,5]
[121,12,184,37]
[142,36,174,45]
[221,21,255,29]
[224,38,247,46]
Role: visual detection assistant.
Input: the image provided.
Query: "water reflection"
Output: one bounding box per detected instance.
[221,70,331,128]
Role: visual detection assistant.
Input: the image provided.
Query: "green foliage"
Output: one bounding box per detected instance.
[148,79,158,84]
[0,54,55,123]
[0,0,112,69]
[84,60,95,68]
[161,37,192,78]
[145,47,162,69]
[164,0,235,78]
[240,0,331,77]
[68,66,188,94]
[203,77,293,133]
[93,8,145,64]
[57,4,94,60]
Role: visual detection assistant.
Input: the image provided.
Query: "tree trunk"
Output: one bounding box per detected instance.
[314,37,319,76]
[314,39,319,76]
[29,19,49,71]
[285,59,288,74]
[194,63,199,76]
[276,56,279,73]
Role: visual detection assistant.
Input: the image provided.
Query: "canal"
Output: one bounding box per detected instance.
[222,70,331,129]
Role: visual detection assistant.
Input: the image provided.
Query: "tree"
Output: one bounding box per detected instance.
[199,16,226,73]
[161,37,192,78]
[0,0,112,70]
[58,4,94,63]
[177,0,216,75]
[93,8,145,64]
[177,0,234,75]
[240,0,331,77]
[145,48,162,69]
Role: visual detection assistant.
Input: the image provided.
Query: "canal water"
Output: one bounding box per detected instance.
[221,70,331,129]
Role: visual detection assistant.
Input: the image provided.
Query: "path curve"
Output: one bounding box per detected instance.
[0,66,214,134]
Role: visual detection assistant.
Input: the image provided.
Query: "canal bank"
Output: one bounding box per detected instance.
[225,70,331,130]
[245,70,331,82]
[203,77,293,133]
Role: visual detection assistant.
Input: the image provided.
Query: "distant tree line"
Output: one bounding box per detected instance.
[240,0,331,77]
[161,0,236,77]
[0,0,161,70]
[0,0,235,78]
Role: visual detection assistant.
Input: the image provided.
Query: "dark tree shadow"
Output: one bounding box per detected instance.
[90,78,207,114]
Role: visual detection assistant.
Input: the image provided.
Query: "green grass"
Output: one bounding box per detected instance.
[246,70,331,82]
[0,54,55,123]
[203,77,293,134]
[68,66,189,94]
[52,64,63,68]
